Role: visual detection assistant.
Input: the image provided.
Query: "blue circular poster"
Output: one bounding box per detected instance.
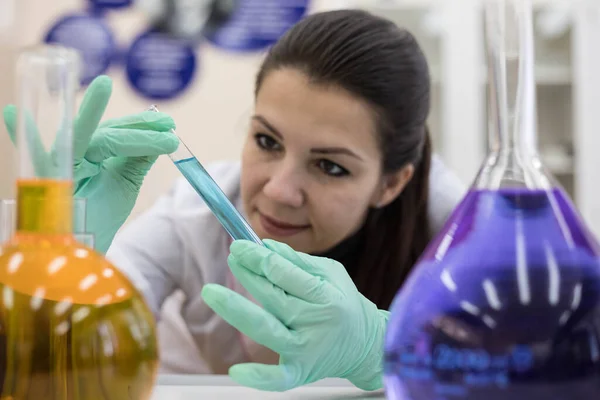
[206,0,310,52]
[125,31,197,100]
[88,0,132,9]
[44,14,117,85]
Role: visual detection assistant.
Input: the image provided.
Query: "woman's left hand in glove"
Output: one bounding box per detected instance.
[201,239,389,392]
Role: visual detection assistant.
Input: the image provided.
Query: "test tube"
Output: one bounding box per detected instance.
[146,105,263,246]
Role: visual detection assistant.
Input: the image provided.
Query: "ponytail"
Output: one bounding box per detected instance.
[351,128,432,310]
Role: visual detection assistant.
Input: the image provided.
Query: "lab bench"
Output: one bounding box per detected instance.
[151,374,386,400]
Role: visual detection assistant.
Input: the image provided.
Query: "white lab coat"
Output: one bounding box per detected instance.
[106,156,467,374]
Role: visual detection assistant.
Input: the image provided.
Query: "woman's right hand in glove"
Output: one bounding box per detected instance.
[3,75,179,254]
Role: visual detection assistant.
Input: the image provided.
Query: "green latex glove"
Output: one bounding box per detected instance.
[3,75,179,253]
[201,239,389,392]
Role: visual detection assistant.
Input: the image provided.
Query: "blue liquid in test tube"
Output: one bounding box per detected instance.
[147,105,264,246]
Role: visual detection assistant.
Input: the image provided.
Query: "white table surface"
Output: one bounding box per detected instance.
[151,375,387,399]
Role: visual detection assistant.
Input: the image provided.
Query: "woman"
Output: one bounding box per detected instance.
[3,9,465,392]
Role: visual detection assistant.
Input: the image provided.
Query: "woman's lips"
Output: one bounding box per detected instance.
[258,212,310,237]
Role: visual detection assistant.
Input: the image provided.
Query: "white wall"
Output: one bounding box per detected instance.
[0,0,19,201]
[1,0,594,232]
[0,0,337,223]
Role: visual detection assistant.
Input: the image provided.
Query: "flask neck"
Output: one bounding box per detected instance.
[479,0,548,189]
[16,179,73,235]
[491,52,537,157]
[12,46,79,236]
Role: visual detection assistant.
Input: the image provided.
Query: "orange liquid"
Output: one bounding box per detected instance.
[0,236,159,400]
[16,180,72,236]
[0,179,159,399]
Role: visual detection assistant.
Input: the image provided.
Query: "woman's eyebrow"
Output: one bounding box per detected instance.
[252,115,283,140]
[310,147,363,161]
[252,114,364,161]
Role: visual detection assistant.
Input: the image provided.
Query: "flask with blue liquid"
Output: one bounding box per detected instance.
[384,1,600,399]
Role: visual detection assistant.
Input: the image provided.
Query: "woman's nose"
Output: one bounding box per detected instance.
[262,166,304,208]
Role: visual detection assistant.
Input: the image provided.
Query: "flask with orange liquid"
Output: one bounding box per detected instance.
[0,45,159,399]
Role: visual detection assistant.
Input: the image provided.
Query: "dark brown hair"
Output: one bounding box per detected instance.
[254,10,432,310]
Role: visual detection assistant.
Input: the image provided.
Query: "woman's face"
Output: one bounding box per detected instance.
[240,68,412,254]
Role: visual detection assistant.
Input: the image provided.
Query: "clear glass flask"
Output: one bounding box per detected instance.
[0,200,16,244]
[383,1,600,399]
[0,198,93,247]
[0,45,159,399]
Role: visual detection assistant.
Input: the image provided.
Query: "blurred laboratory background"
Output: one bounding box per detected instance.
[0,0,598,233]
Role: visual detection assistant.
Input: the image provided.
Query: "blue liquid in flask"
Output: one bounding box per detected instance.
[384,1,600,399]
[384,187,600,400]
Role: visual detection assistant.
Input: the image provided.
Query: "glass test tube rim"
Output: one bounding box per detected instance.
[146,104,193,163]
[17,44,82,67]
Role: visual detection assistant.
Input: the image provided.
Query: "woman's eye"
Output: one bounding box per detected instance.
[255,133,282,151]
[318,159,349,177]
